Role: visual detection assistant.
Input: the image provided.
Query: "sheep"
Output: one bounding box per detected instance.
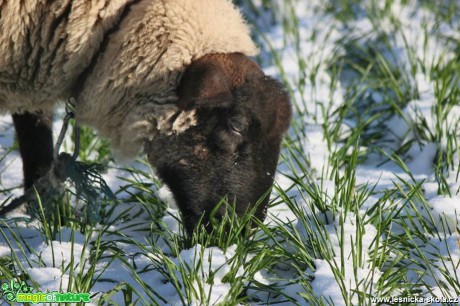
[0,0,291,234]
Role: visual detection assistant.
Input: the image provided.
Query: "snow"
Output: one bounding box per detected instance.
[1,0,460,305]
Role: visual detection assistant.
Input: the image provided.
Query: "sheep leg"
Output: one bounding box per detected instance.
[12,111,54,190]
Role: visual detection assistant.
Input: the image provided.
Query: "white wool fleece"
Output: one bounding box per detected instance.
[0,0,258,158]
[0,0,132,112]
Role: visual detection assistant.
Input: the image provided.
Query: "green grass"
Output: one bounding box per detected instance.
[1,0,460,305]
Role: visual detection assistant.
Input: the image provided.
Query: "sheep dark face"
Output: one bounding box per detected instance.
[145,53,291,235]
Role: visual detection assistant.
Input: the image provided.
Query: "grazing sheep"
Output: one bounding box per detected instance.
[0,0,291,234]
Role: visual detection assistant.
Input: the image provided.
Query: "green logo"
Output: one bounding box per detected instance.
[1,280,91,304]
[1,280,34,302]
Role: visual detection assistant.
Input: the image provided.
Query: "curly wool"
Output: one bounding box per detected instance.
[0,0,258,158]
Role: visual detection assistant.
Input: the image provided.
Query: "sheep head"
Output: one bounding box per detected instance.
[145,53,291,235]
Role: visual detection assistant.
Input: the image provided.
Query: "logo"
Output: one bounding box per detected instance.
[1,280,91,304]
[1,280,34,302]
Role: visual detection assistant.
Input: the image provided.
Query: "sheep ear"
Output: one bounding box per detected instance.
[177,59,232,110]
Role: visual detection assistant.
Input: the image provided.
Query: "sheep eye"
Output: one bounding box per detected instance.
[228,117,248,134]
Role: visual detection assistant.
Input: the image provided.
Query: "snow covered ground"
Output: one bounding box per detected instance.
[1,0,460,305]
